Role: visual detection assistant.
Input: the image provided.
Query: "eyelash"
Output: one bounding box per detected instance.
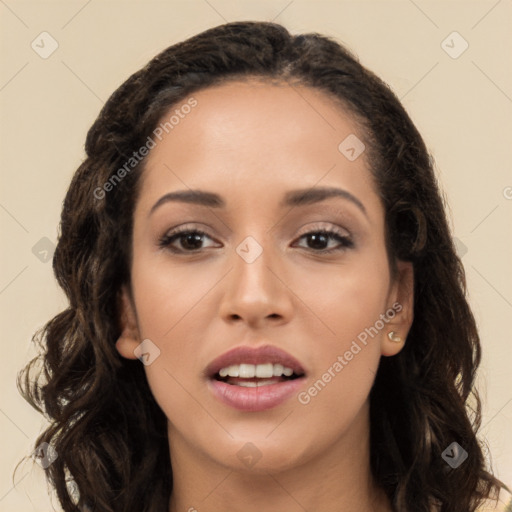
[158,225,355,255]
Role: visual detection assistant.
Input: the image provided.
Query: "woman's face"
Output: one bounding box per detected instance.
[116,80,413,473]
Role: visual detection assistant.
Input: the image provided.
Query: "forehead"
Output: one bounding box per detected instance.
[150,79,363,158]
[136,79,380,217]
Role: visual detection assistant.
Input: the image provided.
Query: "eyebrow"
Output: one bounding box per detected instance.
[148,186,368,218]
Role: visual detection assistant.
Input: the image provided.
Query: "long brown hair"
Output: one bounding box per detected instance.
[17,20,506,512]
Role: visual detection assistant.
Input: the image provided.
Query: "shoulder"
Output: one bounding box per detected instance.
[477,488,512,512]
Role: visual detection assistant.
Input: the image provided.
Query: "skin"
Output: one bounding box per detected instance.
[116,79,414,512]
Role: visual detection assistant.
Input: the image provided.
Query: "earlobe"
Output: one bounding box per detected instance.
[381,260,414,357]
[115,284,141,360]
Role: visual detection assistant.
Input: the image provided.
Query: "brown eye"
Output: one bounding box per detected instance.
[159,229,218,253]
[294,230,354,253]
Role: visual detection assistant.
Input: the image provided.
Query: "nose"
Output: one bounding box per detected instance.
[218,240,294,329]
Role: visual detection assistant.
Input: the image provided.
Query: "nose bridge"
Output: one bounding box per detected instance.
[232,233,279,303]
[219,233,291,325]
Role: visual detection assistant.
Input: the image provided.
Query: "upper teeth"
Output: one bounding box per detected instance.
[218,363,294,378]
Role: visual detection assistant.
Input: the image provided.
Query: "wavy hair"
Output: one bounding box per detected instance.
[17,20,506,512]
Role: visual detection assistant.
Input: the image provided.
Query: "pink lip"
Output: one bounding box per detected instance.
[208,377,305,411]
[205,345,307,412]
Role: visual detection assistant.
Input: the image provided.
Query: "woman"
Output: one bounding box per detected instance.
[18,21,510,512]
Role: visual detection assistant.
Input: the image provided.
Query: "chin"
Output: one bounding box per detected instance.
[201,425,317,475]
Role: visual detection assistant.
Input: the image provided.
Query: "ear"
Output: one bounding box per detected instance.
[115,284,141,360]
[381,259,414,357]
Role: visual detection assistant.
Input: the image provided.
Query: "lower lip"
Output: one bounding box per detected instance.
[208,378,305,411]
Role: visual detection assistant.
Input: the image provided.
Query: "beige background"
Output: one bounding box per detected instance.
[1,1,511,510]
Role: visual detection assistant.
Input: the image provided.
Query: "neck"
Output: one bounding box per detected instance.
[167,402,392,512]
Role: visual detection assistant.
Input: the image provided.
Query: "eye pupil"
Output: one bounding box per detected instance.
[182,233,203,250]
[308,233,328,250]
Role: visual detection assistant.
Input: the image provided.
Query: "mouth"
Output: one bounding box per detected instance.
[214,363,304,387]
[205,345,307,411]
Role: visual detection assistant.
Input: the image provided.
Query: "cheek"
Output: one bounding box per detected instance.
[292,247,390,405]
[291,272,388,446]
[128,257,223,416]
[130,254,218,339]
[292,243,391,346]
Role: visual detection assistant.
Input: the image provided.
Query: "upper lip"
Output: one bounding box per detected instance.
[205,345,306,378]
